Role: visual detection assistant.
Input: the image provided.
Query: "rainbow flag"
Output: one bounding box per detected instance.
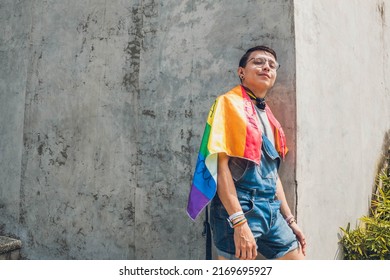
[187,85,288,220]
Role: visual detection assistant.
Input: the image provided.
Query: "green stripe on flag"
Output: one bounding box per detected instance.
[199,123,211,158]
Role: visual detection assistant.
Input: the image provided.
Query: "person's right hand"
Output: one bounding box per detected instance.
[234,222,257,260]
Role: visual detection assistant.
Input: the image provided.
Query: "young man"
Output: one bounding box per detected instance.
[187,46,306,260]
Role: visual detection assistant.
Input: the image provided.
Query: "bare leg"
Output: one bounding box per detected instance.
[277,247,305,260]
[217,248,304,260]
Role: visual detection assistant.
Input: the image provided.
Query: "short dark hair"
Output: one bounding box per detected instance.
[239,46,277,68]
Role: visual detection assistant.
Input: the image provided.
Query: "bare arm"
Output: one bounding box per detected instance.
[276,177,306,256]
[217,153,257,260]
[275,177,293,218]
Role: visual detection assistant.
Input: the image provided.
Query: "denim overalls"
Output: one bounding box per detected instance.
[210,134,298,259]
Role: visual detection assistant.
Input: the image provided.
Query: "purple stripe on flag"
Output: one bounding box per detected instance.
[187,184,210,220]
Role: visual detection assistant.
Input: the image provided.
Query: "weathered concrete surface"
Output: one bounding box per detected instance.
[0,0,30,238]
[135,0,297,259]
[295,0,390,259]
[6,0,389,261]
[0,0,296,259]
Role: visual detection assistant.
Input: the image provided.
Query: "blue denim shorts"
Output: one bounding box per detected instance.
[210,186,298,259]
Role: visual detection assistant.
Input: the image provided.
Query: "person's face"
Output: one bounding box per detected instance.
[238,50,278,95]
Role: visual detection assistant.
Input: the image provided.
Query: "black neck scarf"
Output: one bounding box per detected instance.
[242,85,266,110]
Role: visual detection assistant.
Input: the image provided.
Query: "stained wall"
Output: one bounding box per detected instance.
[0,0,296,259]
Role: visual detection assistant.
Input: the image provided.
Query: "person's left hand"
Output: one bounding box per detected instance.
[289,222,306,256]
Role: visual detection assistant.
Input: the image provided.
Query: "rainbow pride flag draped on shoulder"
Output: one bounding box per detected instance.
[187,85,288,220]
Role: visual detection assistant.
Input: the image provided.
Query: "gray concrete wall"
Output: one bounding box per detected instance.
[0,0,296,259]
[295,0,390,259]
[0,0,30,238]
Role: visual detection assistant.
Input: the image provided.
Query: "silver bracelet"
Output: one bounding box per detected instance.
[228,211,244,222]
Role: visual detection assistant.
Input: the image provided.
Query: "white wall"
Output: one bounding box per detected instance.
[294,0,390,259]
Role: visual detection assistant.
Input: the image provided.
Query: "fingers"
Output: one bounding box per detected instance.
[239,238,257,260]
[252,243,258,259]
[236,244,256,260]
[301,238,307,256]
[235,238,251,259]
[234,225,257,260]
[235,248,241,259]
[241,246,248,260]
[298,235,307,256]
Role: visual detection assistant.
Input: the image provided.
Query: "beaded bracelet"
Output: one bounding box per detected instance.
[285,215,294,224]
[287,218,296,226]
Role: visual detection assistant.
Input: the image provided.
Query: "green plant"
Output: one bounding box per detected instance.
[339,169,390,260]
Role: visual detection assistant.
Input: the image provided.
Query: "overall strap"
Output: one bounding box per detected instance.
[202,205,212,260]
